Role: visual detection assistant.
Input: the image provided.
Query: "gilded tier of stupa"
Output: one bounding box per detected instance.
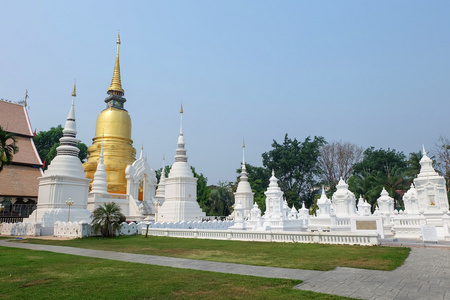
[83,33,136,194]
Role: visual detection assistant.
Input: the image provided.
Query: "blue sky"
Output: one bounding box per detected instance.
[1,1,450,184]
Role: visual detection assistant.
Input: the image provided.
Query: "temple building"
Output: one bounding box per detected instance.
[0,97,43,220]
[83,33,136,194]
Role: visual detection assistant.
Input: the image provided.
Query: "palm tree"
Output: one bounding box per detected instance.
[0,126,18,172]
[91,202,126,237]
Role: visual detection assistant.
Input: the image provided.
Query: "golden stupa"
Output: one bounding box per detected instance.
[83,33,136,194]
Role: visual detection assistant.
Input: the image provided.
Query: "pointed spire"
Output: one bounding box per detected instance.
[139,145,144,159]
[423,144,427,156]
[72,80,77,97]
[242,139,246,167]
[56,87,80,158]
[161,155,166,180]
[180,103,183,135]
[174,105,188,164]
[91,140,108,194]
[107,32,124,96]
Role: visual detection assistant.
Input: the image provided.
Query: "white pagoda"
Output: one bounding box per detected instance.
[157,105,205,222]
[25,86,92,234]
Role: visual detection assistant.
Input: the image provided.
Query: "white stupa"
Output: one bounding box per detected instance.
[90,141,108,194]
[233,140,254,219]
[316,186,332,217]
[331,178,357,217]
[155,156,166,206]
[414,146,449,214]
[25,85,92,234]
[157,105,205,222]
[377,187,395,215]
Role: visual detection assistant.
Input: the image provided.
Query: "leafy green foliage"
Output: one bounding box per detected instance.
[191,167,212,214]
[262,134,326,208]
[91,202,126,237]
[0,125,18,172]
[435,136,450,203]
[209,181,234,216]
[33,125,88,169]
[348,147,408,209]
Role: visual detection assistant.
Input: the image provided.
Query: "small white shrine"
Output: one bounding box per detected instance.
[25,88,92,235]
[392,147,450,240]
[87,146,157,222]
[233,141,254,219]
[157,106,205,222]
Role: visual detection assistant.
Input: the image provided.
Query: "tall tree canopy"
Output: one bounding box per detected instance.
[33,125,87,169]
[435,136,450,202]
[262,134,325,208]
[319,141,363,191]
[348,147,408,209]
[0,125,19,172]
[208,181,234,216]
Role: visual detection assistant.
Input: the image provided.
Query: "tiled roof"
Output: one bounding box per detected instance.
[0,99,43,199]
[11,136,42,166]
[0,100,32,136]
[0,164,42,197]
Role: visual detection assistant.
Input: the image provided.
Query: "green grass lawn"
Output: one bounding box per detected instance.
[14,235,410,271]
[0,247,352,300]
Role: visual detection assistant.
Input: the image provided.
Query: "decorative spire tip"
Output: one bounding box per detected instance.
[72,80,77,97]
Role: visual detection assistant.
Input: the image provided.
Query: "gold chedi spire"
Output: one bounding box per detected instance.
[82,32,135,195]
[180,103,183,113]
[72,81,77,97]
[243,139,245,148]
[107,32,124,96]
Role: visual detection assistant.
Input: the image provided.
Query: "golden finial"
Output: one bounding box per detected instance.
[72,80,77,97]
[180,103,183,113]
[243,139,245,148]
[107,32,124,95]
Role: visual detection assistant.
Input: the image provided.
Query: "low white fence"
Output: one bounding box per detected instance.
[54,221,91,238]
[392,215,427,239]
[141,227,380,246]
[150,220,235,230]
[0,222,41,236]
[54,221,143,238]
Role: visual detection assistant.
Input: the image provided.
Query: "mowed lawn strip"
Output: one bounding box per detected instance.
[14,235,410,271]
[0,246,353,300]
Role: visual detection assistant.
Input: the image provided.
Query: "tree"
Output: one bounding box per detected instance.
[435,136,450,202]
[319,141,363,191]
[191,167,211,214]
[0,126,19,172]
[209,181,234,216]
[261,134,325,208]
[348,147,407,209]
[91,202,126,237]
[33,125,87,169]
